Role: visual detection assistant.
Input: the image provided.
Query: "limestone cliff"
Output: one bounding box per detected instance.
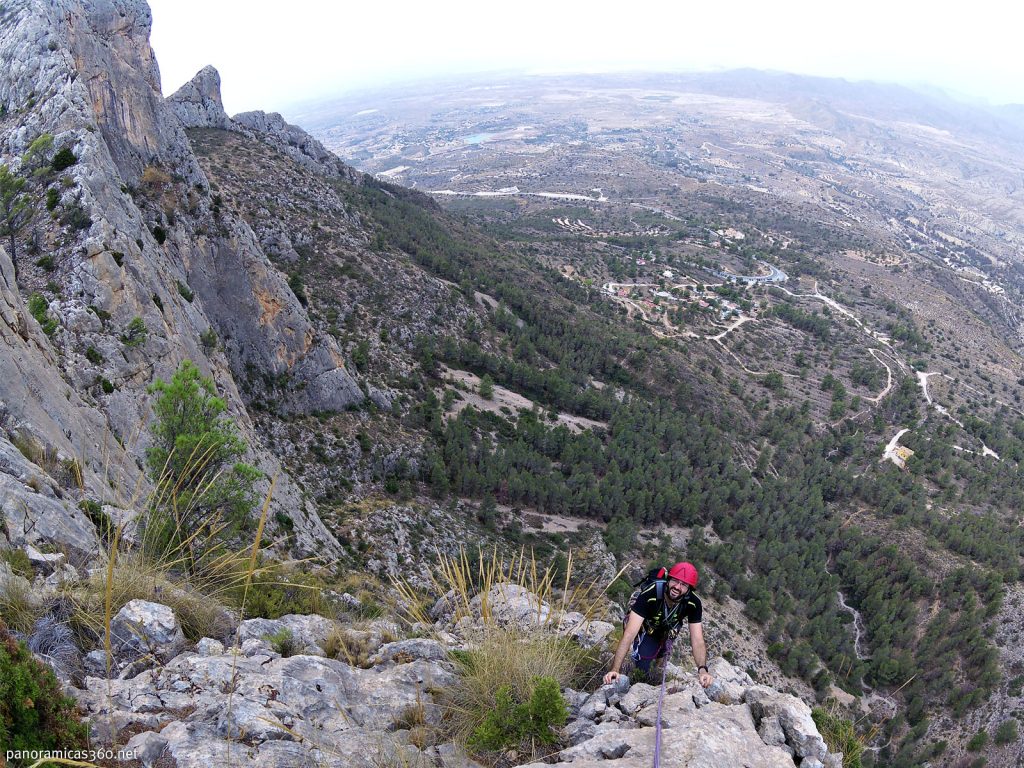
[0,0,362,558]
[166,64,233,130]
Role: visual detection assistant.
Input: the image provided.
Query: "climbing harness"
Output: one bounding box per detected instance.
[652,637,673,768]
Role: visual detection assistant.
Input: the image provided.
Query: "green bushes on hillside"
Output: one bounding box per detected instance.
[0,620,88,754]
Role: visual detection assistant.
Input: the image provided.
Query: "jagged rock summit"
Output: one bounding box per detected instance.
[166,64,233,130]
[169,62,360,181]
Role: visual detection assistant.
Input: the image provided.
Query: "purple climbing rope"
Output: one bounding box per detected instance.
[652,637,673,768]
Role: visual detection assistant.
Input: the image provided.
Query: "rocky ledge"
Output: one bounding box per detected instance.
[54,584,841,768]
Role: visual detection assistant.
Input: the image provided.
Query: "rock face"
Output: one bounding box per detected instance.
[166,65,233,130]
[74,627,465,768]
[516,657,841,768]
[233,109,361,181]
[65,595,839,768]
[109,599,186,664]
[0,0,363,558]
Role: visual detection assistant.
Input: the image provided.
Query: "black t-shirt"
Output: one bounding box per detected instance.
[631,582,702,638]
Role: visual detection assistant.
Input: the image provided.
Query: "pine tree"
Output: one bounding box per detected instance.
[146,360,261,560]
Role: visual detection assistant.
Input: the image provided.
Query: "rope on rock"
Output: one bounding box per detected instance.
[652,637,673,768]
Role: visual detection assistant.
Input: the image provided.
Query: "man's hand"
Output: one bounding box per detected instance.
[698,669,713,688]
[603,670,620,685]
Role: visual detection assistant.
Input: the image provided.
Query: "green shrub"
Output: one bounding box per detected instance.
[444,627,593,760]
[27,293,58,336]
[478,375,495,400]
[994,719,1018,745]
[60,202,92,231]
[85,345,103,364]
[98,377,115,394]
[144,360,261,564]
[263,627,296,657]
[352,340,370,371]
[45,187,59,211]
[152,225,167,244]
[79,498,114,547]
[0,620,88,753]
[121,316,147,347]
[241,568,323,619]
[1,548,33,579]
[177,280,194,302]
[88,304,111,322]
[288,272,307,306]
[467,676,567,752]
[966,729,987,751]
[35,255,54,271]
[50,147,77,172]
[812,707,863,768]
[200,326,217,349]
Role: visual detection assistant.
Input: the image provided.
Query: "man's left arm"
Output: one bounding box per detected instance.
[688,622,713,688]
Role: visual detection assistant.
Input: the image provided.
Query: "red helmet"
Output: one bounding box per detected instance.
[668,561,698,588]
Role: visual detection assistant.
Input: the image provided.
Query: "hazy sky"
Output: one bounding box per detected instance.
[148,0,1024,117]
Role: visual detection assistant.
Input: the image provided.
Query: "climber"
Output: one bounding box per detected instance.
[603,561,713,688]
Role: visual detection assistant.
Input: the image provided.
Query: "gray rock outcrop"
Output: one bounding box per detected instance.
[75,638,462,768]
[233,109,360,181]
[167,65,233,130]
[0,0,364,560]
[109,599,187,665]
[59,582,840,768]
[515,657,840,767]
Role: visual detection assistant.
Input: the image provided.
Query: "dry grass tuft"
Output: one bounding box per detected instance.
[0,568,45,633]
[66,554,235,645]
[323,627,375,667]
[393,545,621,760]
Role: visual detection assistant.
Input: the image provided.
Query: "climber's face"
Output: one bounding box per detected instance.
[667,577,689,602]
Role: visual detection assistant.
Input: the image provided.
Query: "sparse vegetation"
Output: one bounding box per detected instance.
[27,292,58,336]
[0,569,42,633]
[121,315,147,346]
[0,163,30,268]
[812,705,864,768]
[49,146,77,172]
[263,627,296,656]
[0,619,89,753]
[144,360,261,565]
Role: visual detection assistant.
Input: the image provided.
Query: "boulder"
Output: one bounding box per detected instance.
[0,473,98,558]
[469,583,551,628]
[543,702,796,767]
[433,742,486,768]
[745,685,828,762]
[558,611,616,649]
[25,544,65,574]
[110,600,186,663]
[617,682,660,716]
[195,637,225,656]
[217,697,291,742]
[123,731,169,768]
[367,638,448,665]
[636,690,697,727]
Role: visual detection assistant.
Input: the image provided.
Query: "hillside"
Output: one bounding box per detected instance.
[0,2,1022,767]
